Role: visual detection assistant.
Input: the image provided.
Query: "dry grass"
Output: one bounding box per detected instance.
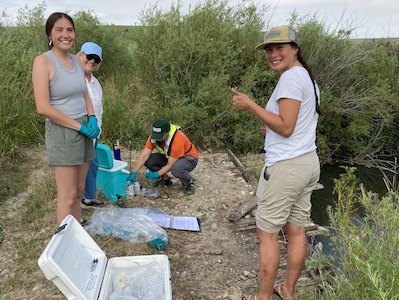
[0,146,160,298]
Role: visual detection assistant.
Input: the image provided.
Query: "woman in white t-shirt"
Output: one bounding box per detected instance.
[77,42,105,209]
[232,25,321,300]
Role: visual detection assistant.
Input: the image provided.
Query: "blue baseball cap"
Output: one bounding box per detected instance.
[80,42,102,60]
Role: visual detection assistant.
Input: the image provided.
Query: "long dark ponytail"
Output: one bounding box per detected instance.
[294,44,322,115]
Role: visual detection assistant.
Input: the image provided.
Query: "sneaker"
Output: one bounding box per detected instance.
[185,183,195,195]
[81,198,105,207]
[153,177,173,187]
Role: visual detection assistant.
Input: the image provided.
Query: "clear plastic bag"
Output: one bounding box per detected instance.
[136,187,160,198]
[108,261,164,300]
[85,207,168,249]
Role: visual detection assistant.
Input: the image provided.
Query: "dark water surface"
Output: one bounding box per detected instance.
[310,164,389,258]
[310,164,388,226]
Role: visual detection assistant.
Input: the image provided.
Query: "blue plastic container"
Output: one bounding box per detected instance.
[96,144,129,202]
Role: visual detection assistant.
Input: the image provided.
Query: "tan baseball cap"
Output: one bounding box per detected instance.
[255,25,298,50]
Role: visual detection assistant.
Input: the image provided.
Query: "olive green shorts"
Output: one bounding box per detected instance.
[255,151,320,233]
[45,116,95,166]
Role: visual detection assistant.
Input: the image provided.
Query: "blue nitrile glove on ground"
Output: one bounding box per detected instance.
[146,171,160,180]
[87,115,100,139]
[127,171,137,183]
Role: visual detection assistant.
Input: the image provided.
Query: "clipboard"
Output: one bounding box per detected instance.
[145,208,201,232]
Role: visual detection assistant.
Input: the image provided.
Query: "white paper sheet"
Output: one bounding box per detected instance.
[146,208,201,232]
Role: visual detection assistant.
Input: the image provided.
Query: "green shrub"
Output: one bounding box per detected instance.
[308,167,399,299]
[128,0,269,151]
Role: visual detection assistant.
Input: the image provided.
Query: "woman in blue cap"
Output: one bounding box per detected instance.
[77,42,105,208]
[232,25,321,300]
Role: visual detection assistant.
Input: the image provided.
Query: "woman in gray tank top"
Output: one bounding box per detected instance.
[32,12,100,226]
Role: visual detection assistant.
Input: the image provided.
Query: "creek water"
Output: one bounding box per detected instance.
[310,164,388,226]
[309,164,389,258]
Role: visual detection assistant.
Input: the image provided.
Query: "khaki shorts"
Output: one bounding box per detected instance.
[45,116,95,166]
[255,151,320,233]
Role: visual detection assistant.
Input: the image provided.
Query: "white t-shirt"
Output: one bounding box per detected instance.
[86,73,103,143]
[264,66,319,166]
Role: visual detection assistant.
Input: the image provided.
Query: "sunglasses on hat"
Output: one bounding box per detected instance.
[86,54,101,64]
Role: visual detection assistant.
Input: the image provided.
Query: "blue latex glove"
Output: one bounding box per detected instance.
[127,171,137,183]
[146,171,160,180]
[87,115,100,139]
[78,124,90,136]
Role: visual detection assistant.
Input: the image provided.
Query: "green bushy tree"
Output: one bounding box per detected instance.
[128,0,269,151]
[290,15,399,167]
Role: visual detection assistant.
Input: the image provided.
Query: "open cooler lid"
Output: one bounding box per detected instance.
[96,144,114,169]
[38,214,107,300]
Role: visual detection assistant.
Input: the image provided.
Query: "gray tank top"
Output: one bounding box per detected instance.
[45,50,87,119]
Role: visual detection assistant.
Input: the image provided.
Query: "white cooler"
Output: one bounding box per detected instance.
[38,214,172,300]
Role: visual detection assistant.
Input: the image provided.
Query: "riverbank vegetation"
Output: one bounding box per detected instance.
[1,1,398,298]
[303,166,399,299]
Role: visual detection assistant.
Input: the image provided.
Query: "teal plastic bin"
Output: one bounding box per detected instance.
[96,144,129,202]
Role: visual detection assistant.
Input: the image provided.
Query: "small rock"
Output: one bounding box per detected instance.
[1,269,9,276]
[32,284,43,291]
[180,270,188,278]
[214,248,223,255]
[248,272,257,278]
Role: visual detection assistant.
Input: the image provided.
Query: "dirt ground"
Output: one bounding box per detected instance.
[0,146,311,300]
